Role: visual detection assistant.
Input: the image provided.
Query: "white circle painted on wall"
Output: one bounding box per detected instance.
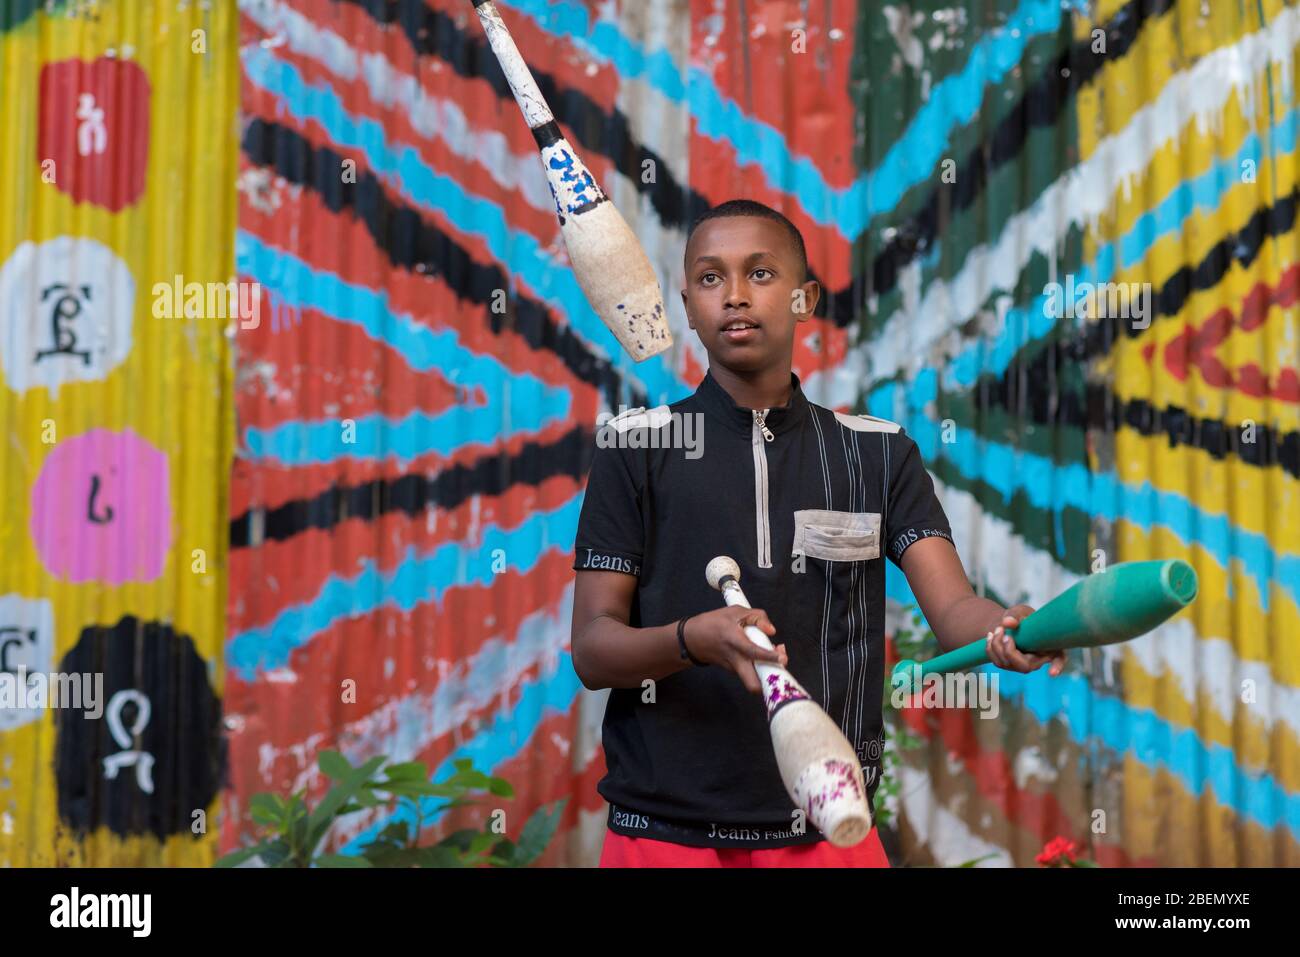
[0,236,135,395]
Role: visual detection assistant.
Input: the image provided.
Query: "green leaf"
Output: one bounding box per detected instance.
[380,781,452,799]
[305,755,388,853]
[438,828,481,852]
[253,840,292,868]
[383,761,428,781]
[487,777,515,798]
[510,799,567,866]
[466,831,498,856]
[412,845,464,868]
[955,853,999,868]
[213,845,269,868]
[375,820,412,846]
[452,758,474,772]
[318,750,353,781]
[315,853,374,868]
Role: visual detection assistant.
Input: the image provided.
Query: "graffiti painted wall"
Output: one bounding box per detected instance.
[223,0,1299,867]
[0,0,237,865]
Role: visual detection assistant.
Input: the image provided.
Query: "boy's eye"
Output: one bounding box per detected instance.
[752,268,773,280]
[700,272,720,285]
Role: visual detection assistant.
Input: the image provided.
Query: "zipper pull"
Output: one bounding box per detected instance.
[754,410,774,442]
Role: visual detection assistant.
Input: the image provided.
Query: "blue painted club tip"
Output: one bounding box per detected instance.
[891,659,918,693]
[1163,559,1199,605]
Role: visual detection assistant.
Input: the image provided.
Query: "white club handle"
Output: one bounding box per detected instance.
[471,1,556,130]
[718,580,777,653]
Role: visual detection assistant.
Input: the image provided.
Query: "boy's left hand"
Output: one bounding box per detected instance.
[985,604,1067,677]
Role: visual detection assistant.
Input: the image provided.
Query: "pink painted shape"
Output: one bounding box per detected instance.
[30,428,172,584]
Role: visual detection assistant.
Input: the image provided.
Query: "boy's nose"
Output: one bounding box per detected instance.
[723,284,750,308]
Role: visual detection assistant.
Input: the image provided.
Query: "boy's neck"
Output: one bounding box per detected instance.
[707,363,793,411]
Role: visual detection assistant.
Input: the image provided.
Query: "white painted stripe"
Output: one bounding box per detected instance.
[244,0,556,215]
[805,8,1300,408]
[898,764,1013,866]
[250,582,576,841]
[613,0,691,200]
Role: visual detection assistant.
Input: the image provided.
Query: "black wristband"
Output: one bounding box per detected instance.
[676,615,704,666]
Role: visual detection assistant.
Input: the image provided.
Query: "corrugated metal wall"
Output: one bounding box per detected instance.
[0,0,237,864]
[2,0,1295,868]
[223,0,1299,867]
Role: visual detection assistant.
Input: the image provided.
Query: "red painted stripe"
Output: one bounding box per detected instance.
[235,161,589,392]
[224,548,580,775]
[230,462,584,631]
[1160,263,1300,404]
[690,0,858,190]
[238,61,563,248]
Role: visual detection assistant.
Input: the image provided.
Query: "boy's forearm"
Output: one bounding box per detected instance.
[930,596,1010,653]
[574,616,693,690]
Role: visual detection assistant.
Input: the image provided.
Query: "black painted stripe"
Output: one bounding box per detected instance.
[240,117,645,414]
[962,346,1300,480]
[964,179,1300,483]
[231,424,595,547]
[863,0,1177,304]
[1072,185,1300,362]
[531,119,563,149]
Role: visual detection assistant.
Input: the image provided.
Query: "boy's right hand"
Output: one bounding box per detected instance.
[681,607,788,695]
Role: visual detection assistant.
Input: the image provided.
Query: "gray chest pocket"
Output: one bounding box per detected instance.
[792,509,882,562]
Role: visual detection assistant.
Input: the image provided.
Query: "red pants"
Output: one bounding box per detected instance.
[599,828,891,867]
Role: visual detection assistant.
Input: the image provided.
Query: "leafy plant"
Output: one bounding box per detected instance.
[215,751,566,868]
[874,603,932,832]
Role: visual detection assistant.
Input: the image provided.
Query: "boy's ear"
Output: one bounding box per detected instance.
[681,287,693,329]
[792,279,821,319]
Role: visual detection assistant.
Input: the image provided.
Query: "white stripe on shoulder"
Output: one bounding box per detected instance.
[833,410,902,433]
[604,404,674,433]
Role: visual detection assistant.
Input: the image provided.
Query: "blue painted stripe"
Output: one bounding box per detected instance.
[241,45,685,405]
[243,401,570,465]
[881,405,1298,613]
[226,495,584,680]
[339,654,584,854]
[237,233,572,464]
[995,666,1300,838]
[499,0,1071,239]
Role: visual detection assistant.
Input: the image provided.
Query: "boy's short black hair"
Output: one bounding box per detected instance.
[684,199,808,281]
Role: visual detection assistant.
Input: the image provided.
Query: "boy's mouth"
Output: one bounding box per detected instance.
[720,314,760,338]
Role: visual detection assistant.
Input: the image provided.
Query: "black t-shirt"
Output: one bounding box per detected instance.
[572,368,954,848]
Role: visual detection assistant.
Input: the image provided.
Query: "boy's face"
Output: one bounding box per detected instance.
[681,216,820,374]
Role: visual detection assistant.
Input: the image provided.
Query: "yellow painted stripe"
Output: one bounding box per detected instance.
[1121,758,1300,866]
[1112,518,1300,687]
[0,0,236,867]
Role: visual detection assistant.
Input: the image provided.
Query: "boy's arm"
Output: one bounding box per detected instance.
[898,537,1020,652]
[570,569,691,690]
[900,538,1064,676]
[883,430,1064,675]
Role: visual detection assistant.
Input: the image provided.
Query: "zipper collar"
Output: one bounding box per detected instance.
[695,368,809,438]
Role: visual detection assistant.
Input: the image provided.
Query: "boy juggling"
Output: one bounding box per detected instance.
[570,199,1066,868]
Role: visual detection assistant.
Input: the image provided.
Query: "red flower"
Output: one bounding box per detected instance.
[1036,836,1079,867]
